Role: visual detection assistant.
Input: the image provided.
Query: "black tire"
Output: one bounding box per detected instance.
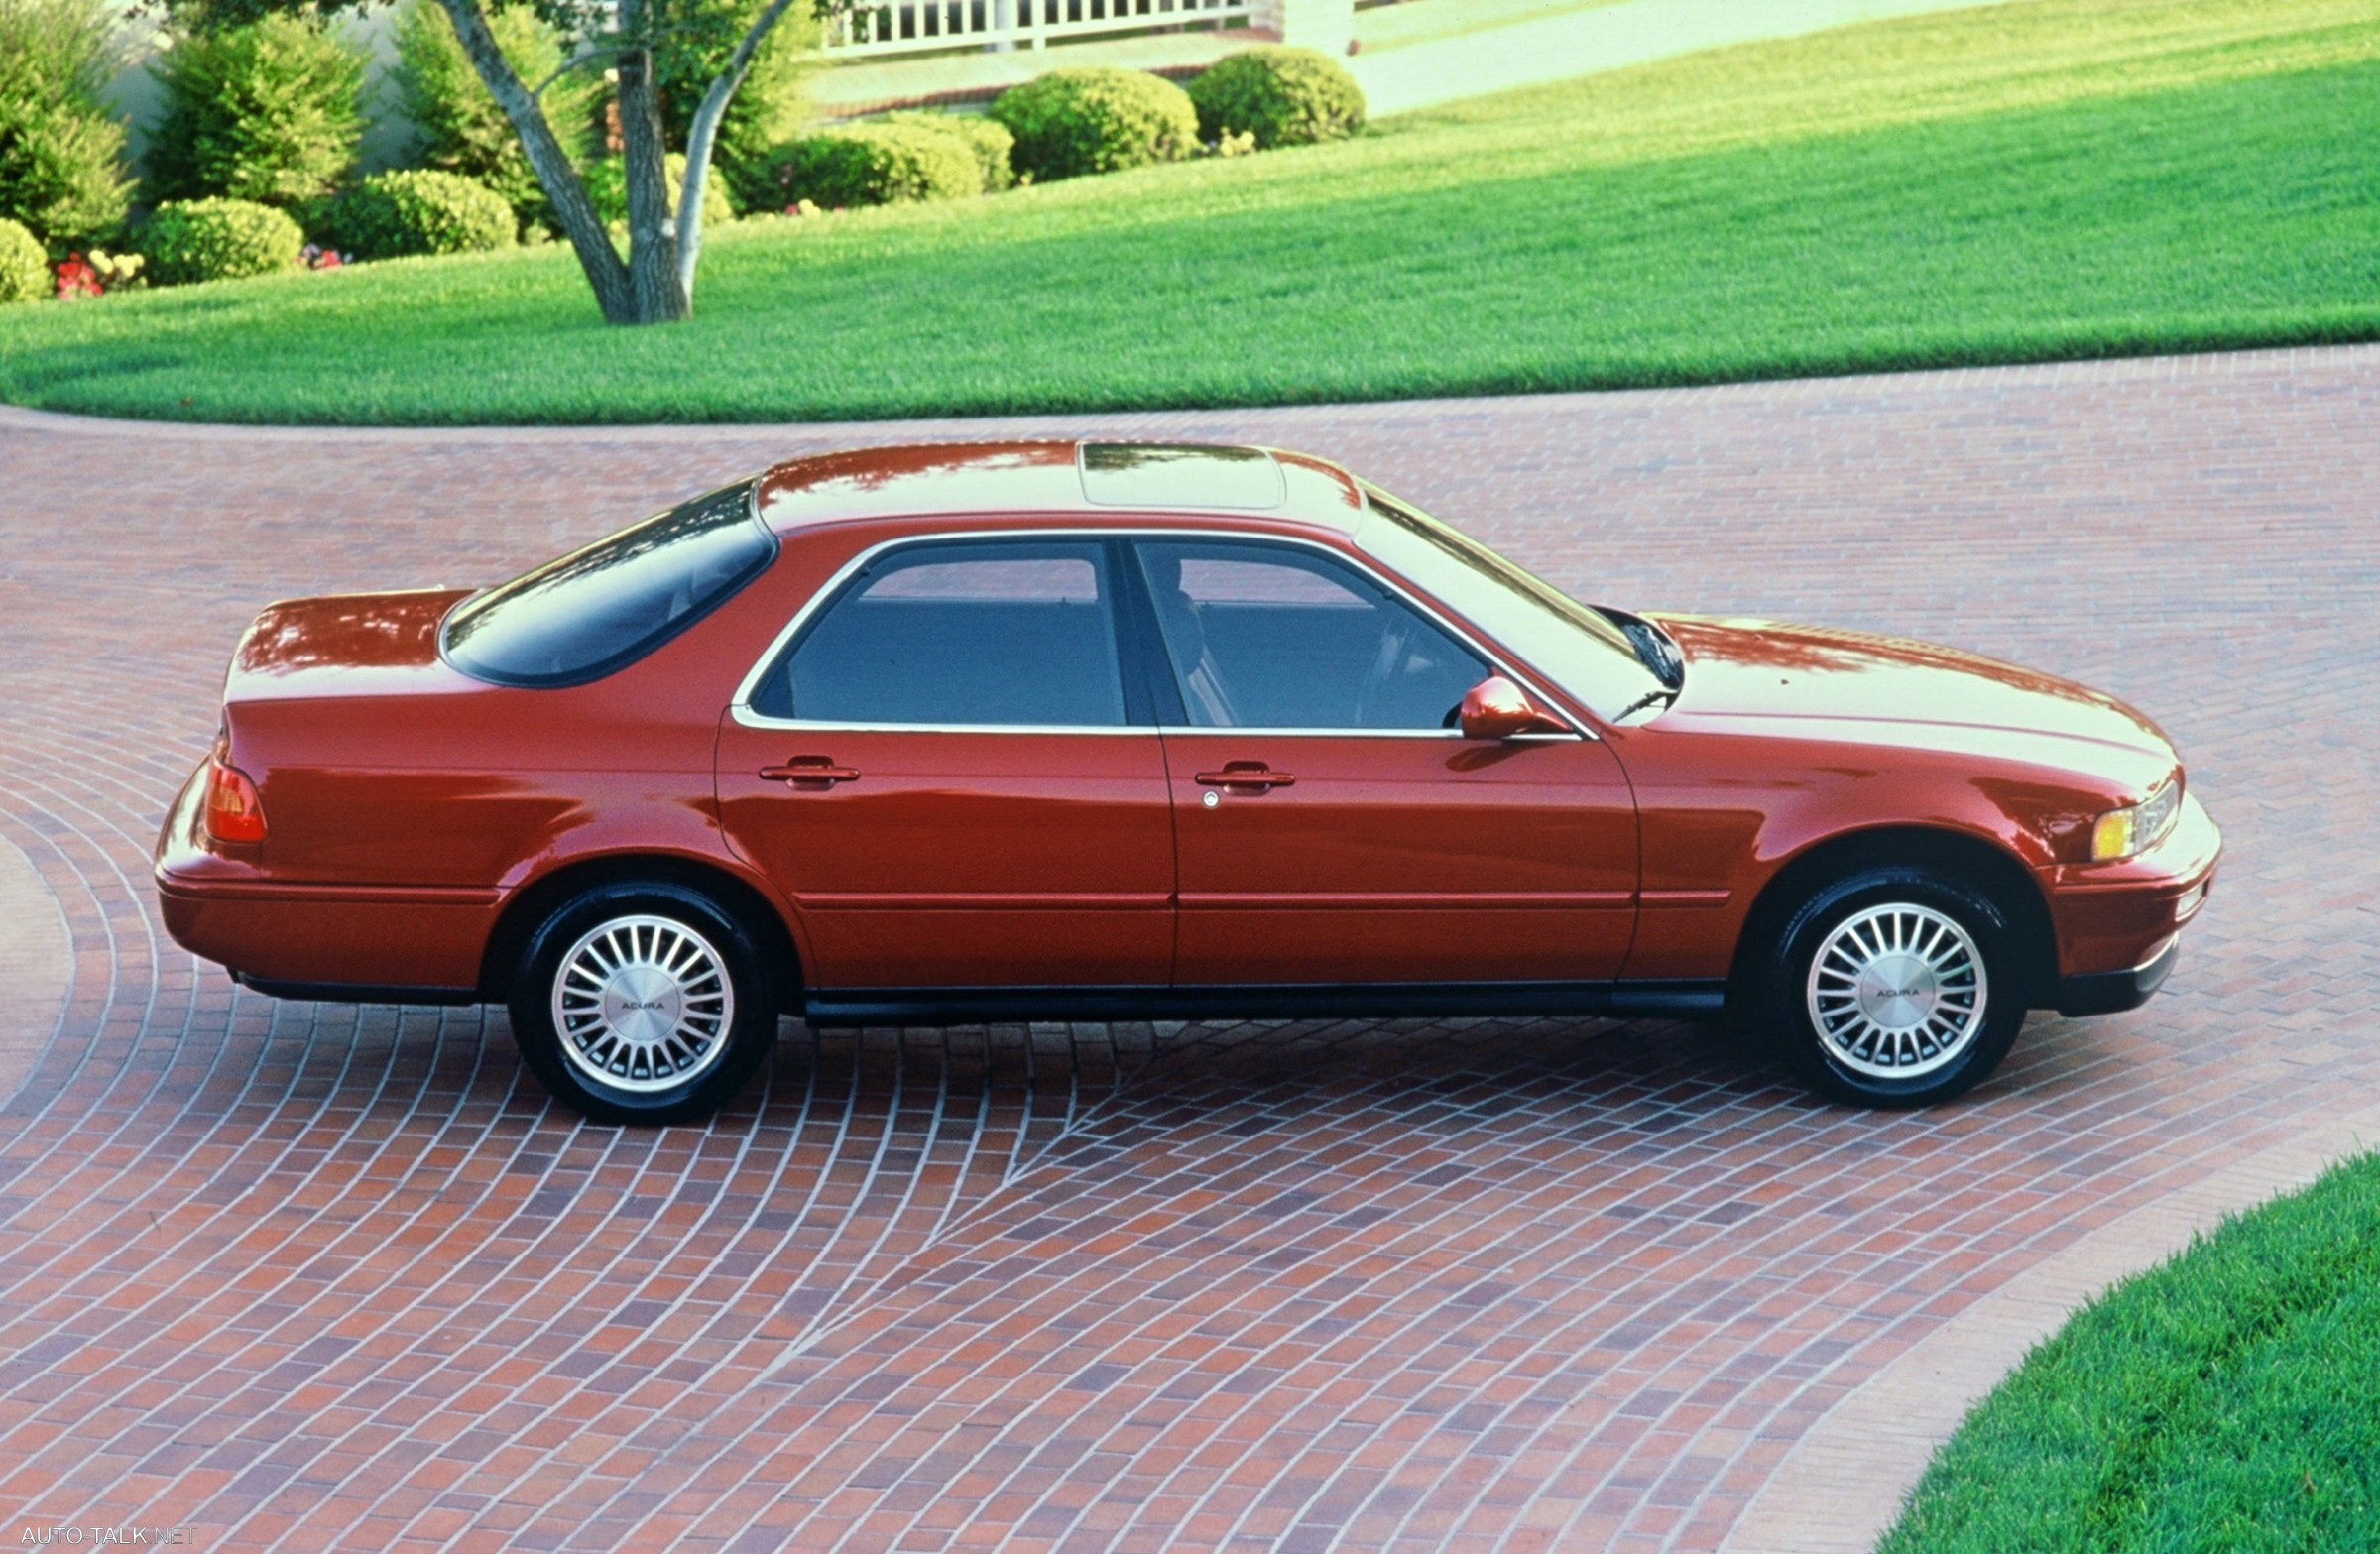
[1744,866,2026,1109]
[508,880,777,1125]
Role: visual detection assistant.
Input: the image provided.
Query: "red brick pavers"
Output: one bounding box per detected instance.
[0,344,2372,1552]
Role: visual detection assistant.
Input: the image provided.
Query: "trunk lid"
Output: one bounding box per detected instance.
[223,589,476,705]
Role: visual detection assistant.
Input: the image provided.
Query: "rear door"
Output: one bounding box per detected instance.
[1130,536,1638,987]
[715,536,1175,991]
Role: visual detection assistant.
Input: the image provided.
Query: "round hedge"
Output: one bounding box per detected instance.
[1188,46,1367,149]
[769,123,981,209]
[878,111,1016,193]
[140,197,303,286]
[585,154,735,232]
[321,170,516,261]
[0,217,47,303]
[989,67,1198,183]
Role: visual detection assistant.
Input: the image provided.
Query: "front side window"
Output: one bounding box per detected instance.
[753,539,1128,727]
[1134,539,1488,730]
[442,481,774,688]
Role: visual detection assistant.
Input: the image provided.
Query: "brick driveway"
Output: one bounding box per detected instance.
[0,345,2372,1552]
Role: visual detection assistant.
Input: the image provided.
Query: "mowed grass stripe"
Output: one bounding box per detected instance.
[1,0,2374,423]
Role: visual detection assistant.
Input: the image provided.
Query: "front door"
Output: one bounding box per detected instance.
[1131,537,1638,987]
[716,537,1173,990]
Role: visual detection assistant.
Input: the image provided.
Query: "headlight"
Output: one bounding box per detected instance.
[2091,775,2183,861]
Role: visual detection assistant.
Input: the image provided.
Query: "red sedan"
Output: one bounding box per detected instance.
[155,442,2218,1123]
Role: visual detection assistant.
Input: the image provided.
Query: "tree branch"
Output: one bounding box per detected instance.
[673,0,805,298]
[431,0,635,321]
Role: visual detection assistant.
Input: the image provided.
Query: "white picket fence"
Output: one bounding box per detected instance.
[822,0,1256,58]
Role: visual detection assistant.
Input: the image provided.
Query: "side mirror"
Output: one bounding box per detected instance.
[1459,675,1569,740]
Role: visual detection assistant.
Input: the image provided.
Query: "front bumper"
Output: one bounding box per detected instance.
[2041,790,2218,1013]
[2056,935,2178,1016]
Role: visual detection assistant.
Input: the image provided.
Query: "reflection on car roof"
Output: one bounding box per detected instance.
[753,440,1363,534]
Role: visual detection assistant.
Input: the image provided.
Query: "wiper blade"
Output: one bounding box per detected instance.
[1614,686,1679,721]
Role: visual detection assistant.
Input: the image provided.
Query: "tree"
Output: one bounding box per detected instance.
[0,0,136,245]
[423,0,819,323]
[173,0,824,322]
[147,12,365,211]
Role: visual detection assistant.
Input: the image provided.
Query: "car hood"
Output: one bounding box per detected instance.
[223,588,478,703]
[1643,613,2176,774]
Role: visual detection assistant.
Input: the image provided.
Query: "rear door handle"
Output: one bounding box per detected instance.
[1194,762,1295,790]
[761,756,861,786]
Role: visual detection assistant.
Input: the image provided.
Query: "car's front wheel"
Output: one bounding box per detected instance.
[1748,866,2026,1108]
[509,881,777,1124]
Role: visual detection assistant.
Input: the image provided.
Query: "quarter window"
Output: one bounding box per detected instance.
[1133,539,1488,729]
[755,539,1129,727]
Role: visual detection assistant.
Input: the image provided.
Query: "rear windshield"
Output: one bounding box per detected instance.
[440,481,775,688]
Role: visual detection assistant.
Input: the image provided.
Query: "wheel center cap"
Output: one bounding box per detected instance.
[603,966,681,1045]
[1856,953,1939,1030]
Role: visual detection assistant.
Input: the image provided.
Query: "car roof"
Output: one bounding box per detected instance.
[753,441,1368,536]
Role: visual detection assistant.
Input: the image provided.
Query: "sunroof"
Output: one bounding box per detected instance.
[1078,443,1286,510]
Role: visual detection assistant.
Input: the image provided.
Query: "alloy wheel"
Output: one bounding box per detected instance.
[1805,901,1987,1080]
[549,913,737,1094]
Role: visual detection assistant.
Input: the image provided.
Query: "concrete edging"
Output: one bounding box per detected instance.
[1726,1103,2380,1552]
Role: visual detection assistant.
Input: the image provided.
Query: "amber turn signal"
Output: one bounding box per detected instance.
[2089,808,2136,862]
[203,760,268,844]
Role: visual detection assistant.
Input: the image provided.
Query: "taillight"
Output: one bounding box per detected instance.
[202,758,267,844]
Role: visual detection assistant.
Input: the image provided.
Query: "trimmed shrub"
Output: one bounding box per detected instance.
[319,170,516,260]
[391,0,601,232]
[147,14,364,212]
[584,153,736,232]
[989,67,1197,183]
[879,111,1014,193]
[0,0,134,245]
[768,123,979,209]
[1188,46,1366,149]
[140,196,301,285]
[0,216,47,303]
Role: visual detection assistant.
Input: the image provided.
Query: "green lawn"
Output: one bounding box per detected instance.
[1,0,2375,424]
[1882,1150,2380,1553]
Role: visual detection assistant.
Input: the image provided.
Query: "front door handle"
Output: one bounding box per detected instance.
[1194,762,1295,790]
[760,756,861,786]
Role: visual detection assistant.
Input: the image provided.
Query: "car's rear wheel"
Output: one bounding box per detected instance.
[509,881,776,1124]
[1748,866,2025,1108]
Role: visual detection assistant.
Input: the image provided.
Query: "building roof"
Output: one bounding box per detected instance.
[753,441,1368,535]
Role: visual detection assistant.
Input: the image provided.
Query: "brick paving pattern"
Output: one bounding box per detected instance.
[0,343,2371,1552]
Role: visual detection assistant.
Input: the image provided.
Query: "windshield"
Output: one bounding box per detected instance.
[1354,486,1662,722]
[441,480,775,687]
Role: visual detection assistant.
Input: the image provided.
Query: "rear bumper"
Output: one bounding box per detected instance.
[2056,935,2178,1017]
[157,874,500,993]
[155,757,498,994]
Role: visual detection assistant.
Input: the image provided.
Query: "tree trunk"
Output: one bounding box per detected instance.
[440,0,815,324]
[431,0,639,323]
[613,0,691,324]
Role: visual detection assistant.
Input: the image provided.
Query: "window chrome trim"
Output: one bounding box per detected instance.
[727,527,1594,740]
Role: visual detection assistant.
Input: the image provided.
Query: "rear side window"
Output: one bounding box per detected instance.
[441,481,774,688]
[752,539,1128,727]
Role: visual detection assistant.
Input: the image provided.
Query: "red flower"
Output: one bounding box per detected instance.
[53,256,101,301]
